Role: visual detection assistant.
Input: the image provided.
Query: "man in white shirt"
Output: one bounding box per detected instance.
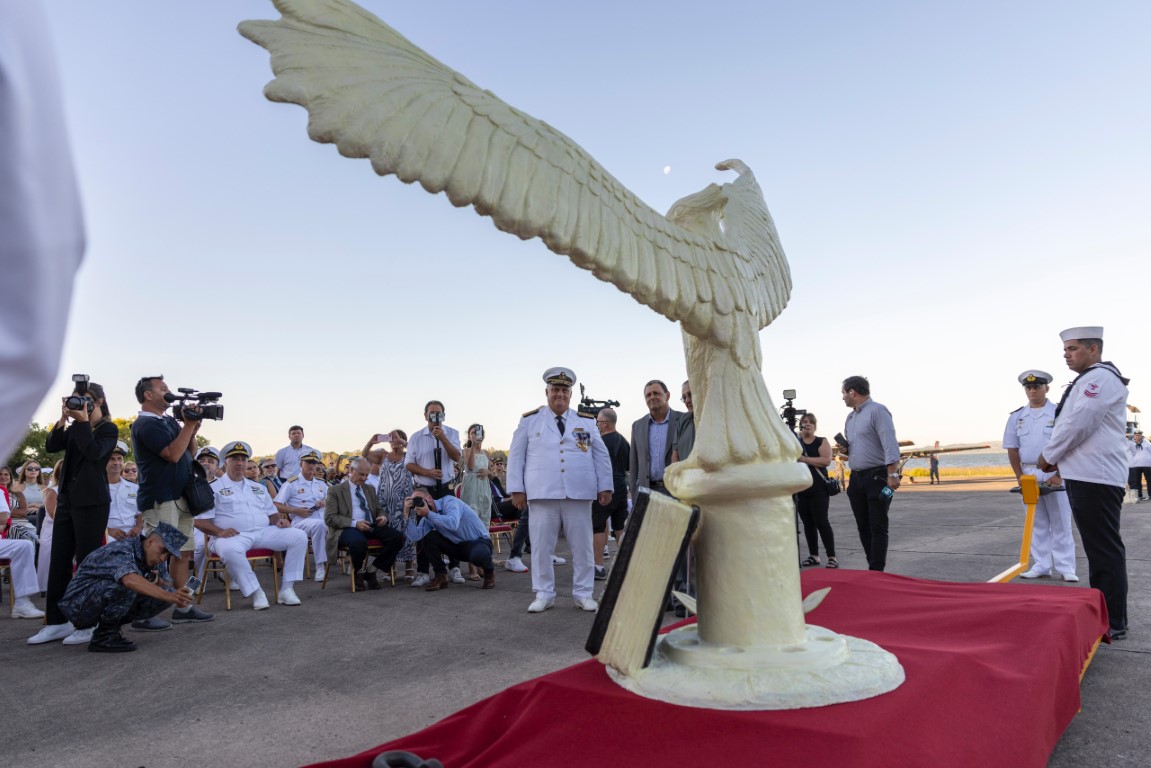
[106,441,143,539]
[1126,430,1150,501]
[274,426,317,482]
[274,450,331,582]
[406,401,461,500]
[1038,326,1129,640]
[1003,371,1078,581]
[198,441,308,609]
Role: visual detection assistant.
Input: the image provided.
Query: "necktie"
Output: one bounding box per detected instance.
[355,485,369,522]
[556,415,565,436]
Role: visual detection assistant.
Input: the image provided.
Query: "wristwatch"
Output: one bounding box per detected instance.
[889,473,902,478]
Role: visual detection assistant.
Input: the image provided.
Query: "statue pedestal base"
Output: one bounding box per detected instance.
[608,624,904,710]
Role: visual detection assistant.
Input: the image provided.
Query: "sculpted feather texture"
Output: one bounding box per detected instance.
[240,0,797,469]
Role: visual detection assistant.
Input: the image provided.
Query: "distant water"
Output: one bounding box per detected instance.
[901,451,1009,469]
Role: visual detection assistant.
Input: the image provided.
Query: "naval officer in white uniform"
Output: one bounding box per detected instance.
[273,450,331,582]
[197,441,308,609]
[507,367,613,613]
[1038,326,1130,640]
[1003,370,1078,581]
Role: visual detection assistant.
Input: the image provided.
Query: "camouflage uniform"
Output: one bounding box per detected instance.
[58,536,174,629]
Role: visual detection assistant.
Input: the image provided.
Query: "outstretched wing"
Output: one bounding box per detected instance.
[240,0,790,355]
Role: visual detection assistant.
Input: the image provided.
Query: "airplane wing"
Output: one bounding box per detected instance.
[900,443,991,458]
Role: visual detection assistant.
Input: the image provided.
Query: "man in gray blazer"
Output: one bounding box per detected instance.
[325,457,404,590]
[629,379,687,499]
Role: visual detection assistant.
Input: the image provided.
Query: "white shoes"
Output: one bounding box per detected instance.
[230,581,242,591]
[411,573,431,587]
[12,597,45,619]
[574,597,599,612]
[277,587,301,606]
[1062,573,1080,583]
[27,622,74,645]
[62,627,94,646]
[504,557,528,573]
[313,563,327,583]
[552,555,567,565]
[252,590,270,610]
[527,596,555,613]
[449,567,465,584]
[1020,567,1051,579]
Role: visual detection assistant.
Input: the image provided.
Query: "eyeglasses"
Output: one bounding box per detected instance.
[25,467,40,472]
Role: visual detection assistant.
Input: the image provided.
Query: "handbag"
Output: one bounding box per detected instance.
[821,469,841,497]
[182,460,216,514]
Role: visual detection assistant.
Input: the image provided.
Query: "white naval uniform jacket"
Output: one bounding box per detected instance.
[1003,401,1057,467]
[1044,363,1130,487]
[106,479,140,531]
[202,476,277,532]
[274,475,329,516]
[507,407,613,502]
[1127,439,1151,468]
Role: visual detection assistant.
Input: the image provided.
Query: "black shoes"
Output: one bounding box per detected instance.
[88,622,137,653]
[364,572,382,590]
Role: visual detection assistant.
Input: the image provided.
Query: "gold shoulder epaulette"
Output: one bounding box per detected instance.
[522,407,542,418]
[287,474,299,483]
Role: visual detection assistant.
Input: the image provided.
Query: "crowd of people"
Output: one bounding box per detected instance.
[0,326,1136,649]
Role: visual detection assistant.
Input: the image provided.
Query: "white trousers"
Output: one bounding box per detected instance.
[209,527,308,597]
[0,538,39,600]
[291,516,328,565]
[1025,468,1077,575]
[193,528,207,580]
[529,498,595,601]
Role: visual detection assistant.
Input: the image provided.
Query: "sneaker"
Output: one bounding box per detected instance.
[252,590,270,610]
[504,557,528,573]
[12,597,45,619]
[1061,573,1080,583]
[62,627,95,646]
[574,596,599,612]
[277,587,301,606]
[27,622,74,645]
[594,565,607,581]
[171,605,215,623]
[410,573,431,587]
[527,596,555,613]
[552,555,567,566]
[449,567,465,584]
[1020,567,1051,579]
[314,563,327,583]
[130,617,172,632]
[603,545,611,559]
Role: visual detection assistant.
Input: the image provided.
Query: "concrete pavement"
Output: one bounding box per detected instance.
[1,480,1145,767]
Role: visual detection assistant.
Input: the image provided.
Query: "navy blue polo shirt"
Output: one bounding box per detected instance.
[131,412,192,511]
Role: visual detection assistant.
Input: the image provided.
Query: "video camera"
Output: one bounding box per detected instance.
[165,388,225,421]
[64,373,94,414]
[576,384,620,420]
[780,388,807,432]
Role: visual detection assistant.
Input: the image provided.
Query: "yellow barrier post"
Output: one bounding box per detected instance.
[989,475,1039,583]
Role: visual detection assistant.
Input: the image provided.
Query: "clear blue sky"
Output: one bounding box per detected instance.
[35,0,1149,456]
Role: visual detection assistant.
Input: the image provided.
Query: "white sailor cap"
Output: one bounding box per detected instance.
[113,440,130,456]
[543,366,576,388]
[196,445,220,462]
[1059,326,1104,342]
[1018,370,1052,386]
[221,441,253,460]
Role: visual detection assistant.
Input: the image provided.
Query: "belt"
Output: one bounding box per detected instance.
[851,466,886,476]
[648,480,665,490]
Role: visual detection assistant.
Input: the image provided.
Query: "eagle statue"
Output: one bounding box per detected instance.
[239,0,800,482]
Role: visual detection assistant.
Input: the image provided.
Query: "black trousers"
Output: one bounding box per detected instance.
[846,468,891,571]
[796,488,835,558]
[1065,479,1127,632]
[509,506,531,558]
[46,502,110,625]
[1128,467,1151,497]
[420,531,493,575]
[338,525,404,573]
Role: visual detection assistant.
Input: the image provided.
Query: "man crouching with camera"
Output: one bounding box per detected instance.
[129,376,214,625]
[403,487,495,591]
[57,522,195,653]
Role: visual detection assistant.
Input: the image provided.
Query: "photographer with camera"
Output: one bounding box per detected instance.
[403,486,495,591]
[28,377,119,646]
[406,401,462,501]
[127,375,214,625]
